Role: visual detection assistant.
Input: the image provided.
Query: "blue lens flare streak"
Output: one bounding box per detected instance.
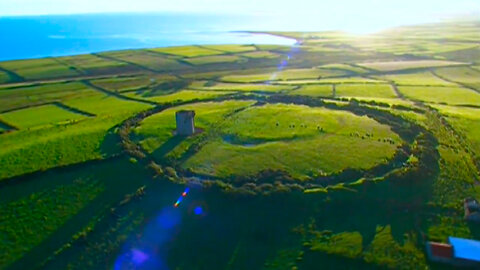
[114,187,192,270]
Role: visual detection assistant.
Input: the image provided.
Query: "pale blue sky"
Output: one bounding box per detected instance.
[1,0,479,32]
[2,0,479,17]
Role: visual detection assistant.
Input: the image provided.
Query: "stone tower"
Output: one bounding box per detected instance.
[175,110,195,136]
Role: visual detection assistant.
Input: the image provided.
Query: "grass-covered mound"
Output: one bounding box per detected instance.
[135,101,401,180]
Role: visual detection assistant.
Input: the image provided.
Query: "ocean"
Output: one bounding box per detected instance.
[0,13,297,61]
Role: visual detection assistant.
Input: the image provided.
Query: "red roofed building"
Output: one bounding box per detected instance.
[426,242,453,263]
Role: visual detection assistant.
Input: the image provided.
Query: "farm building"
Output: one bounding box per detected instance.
[464,198,480,223]
[175,110,195,136]
[426,237,480,267]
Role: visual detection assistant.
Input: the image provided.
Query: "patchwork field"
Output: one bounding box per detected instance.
[0,21,479,270]
[0,104,88,129]
[0,58,80,80]
[398,86,480,105]
[335,84,396,98]
[356,60,465,72]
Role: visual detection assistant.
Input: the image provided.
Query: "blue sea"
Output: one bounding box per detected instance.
[0,13,299,61]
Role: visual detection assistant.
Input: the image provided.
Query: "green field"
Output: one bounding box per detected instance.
[57,54,126,74]
[1,20,480,270]
[184,55,243,65]
[99,50,187,71]
[0,82,96,112]
[150,45,225,57]
[125,89,234,103]
[356,60,465,72]
[189,81,296,92]
[398,85,480,105]
[377,72,456,86]
[0,58,80,80]
[0,104,88,129]
[335,84,397,98]
[289,84,333,97]
[136,102,400,180]
[221,68,347,82]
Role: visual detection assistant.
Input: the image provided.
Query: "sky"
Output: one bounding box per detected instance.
[1,0,479,17]
[0,0,479,32]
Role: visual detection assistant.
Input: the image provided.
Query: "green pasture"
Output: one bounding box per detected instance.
[90,76,154,92]
[289,84,333,97]
[432,105,480,156]
[240,51,280,59]
[202,44,257,53]
[0,71,10,84]
[124,89,234,103]
[62,90,151,116]
[0,82,95,112]
[221,68,347,83]
[150,46,224,57]
[434,67,480,90]
[134,100,255,154]
[276,76,384,85]
[0,88,151,180]
[377,72,456,86]
[335,84,397,98]
[318,63,369,74]
[189,81,295,92]
[357,60,464,72]
[100,50,186,71]
[0,178,103,268]
[57,54,125,73]
[398,86,480,105]
[184,103,400,179]
[137,102,400,180]
[0,104,88,129]
[0,58,79,80]
[184,55,243,65]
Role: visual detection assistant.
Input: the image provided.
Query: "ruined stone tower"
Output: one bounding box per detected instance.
[175,110,195,136]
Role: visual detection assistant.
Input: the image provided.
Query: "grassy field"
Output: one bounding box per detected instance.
[202,44,257,53]
[356,60,465,72]
[57,54,126,74]
[335,84,397,98]
[150,46,225,57]
[0,70,11,84]
[431,105,480,156]
[189,81,296,92]
[220,68,348,83]
[134,100,255,154]
[398,86,480,105]
[0,178,104,268]
[376,72,456,86]
[434,66,480,90]
[137,102,400,180]
[99,50,187,71]
[289,84,333,97]
[0,58,80,80]
[240,51,280,59]
[0,82,97,112]
[124,89,234,103]
[0,104,88,129]
[184,55,243,65]
[318,63,370,74]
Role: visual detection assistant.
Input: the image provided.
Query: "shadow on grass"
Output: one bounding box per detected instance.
[99,127,123,157]
[151,135,187,160]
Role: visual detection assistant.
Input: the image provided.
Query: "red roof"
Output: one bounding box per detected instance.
[429,242,453,259]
